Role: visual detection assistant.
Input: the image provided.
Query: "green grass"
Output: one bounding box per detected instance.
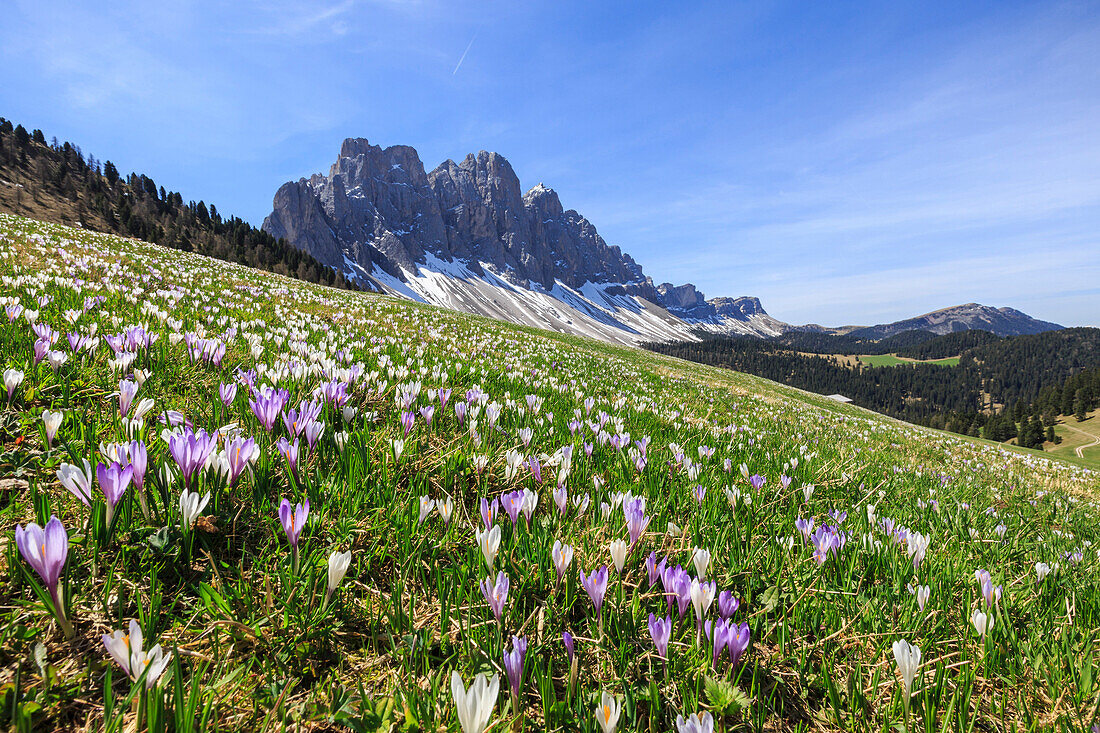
[858,354,960,368]
[1046,410,1100,469]
[0,212,1098,732]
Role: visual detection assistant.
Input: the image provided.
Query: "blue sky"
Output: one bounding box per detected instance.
[2,0,1097,327]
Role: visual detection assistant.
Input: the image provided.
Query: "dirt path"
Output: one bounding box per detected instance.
[1060,422,1100,458]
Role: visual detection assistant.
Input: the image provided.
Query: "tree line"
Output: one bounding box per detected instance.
[645,327,1100,449]
[0,118,352,290]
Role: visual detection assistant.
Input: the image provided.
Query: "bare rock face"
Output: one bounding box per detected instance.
[262,137,783,342]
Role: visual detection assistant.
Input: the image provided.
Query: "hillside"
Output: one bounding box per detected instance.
[648,328,1100,443]
[0,212,1098,730]
[0,118,348,291]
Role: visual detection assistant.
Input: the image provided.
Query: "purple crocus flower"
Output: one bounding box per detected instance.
[795,516,814,542]
[648,613,672,659]
[283,400,322,436]
[480,497,499,529]
[33,339,49,365]
[400,410,415,436]
[480,571,510,621]
[225,436,258,486]
[717,591,740,619]
[562,631,575,663]
[625,498,651,547]
[97,461,133,526]
[580,565,609,615]
[501,490,524,527]
[454,401,467,424]
[278,498,309,547]
[303,419,324,452]
[118,379,139,417]
[975,569,1002,608]
[646,551,667,588]
[662,565,692,618]
[705,619,731,669]
[15,516,74,637]
[503,635,527,710]
[527,455,542,485]
[219,382,237,407]
[249,387,288,432]
[168,428,217,490]
[276,437,301,478]
[693,485,706,504]
[554,484,568,515]
[15,516,68,602]
[129,440,147,493]
[749,474,766,491]
[727,622,751,666]
[438,388,451,407]
[419,405,435,427]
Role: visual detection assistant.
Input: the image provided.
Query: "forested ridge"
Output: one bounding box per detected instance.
[0,117,351,289]
[646,327,1100,448]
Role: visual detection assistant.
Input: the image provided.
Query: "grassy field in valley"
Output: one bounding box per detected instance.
[857,354,961,368]
[1045,409,1100,468]
[0,213,1098,732]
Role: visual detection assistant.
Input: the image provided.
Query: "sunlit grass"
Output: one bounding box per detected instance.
[0,212,1097,732]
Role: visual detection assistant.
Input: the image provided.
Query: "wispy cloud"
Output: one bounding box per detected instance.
[242,0,357,39]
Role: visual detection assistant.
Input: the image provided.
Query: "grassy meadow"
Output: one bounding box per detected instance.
[0,213,1098,732]
[1046,409,1100,468]
[857,355,961,368]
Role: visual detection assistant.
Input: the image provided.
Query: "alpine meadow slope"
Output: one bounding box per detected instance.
[1,211,1099,730]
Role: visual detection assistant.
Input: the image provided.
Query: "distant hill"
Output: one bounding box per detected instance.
[845,303,1063,339]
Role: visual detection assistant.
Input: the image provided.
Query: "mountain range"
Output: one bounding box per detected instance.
[255,138,1062,344]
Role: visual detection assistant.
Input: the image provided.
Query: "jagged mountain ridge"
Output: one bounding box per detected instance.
[262,138,784,344]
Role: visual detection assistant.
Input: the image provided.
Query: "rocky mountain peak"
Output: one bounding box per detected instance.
[523,183,563,219]
[262,136,790,344]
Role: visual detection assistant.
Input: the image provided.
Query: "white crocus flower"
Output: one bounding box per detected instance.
[58,460,94,506]
[476,526,501,569]
[327,550,352,594]
[609,539,628,574]
[451,671,499,733]
[552,540,574,578]
[971,609,993,637]
[915,585,931,612]
[437,495,454,524]
[42,410,63,446]
[891,639,921,699]
[101,619,172,689]
[179,489,211,529]
[692,547,711,579]
[418,496,436,525]
[595,691,621,733]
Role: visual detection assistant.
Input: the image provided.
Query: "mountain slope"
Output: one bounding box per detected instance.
[0,117,347,290]
[263,138,786,344]
[1,212,1097,729]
